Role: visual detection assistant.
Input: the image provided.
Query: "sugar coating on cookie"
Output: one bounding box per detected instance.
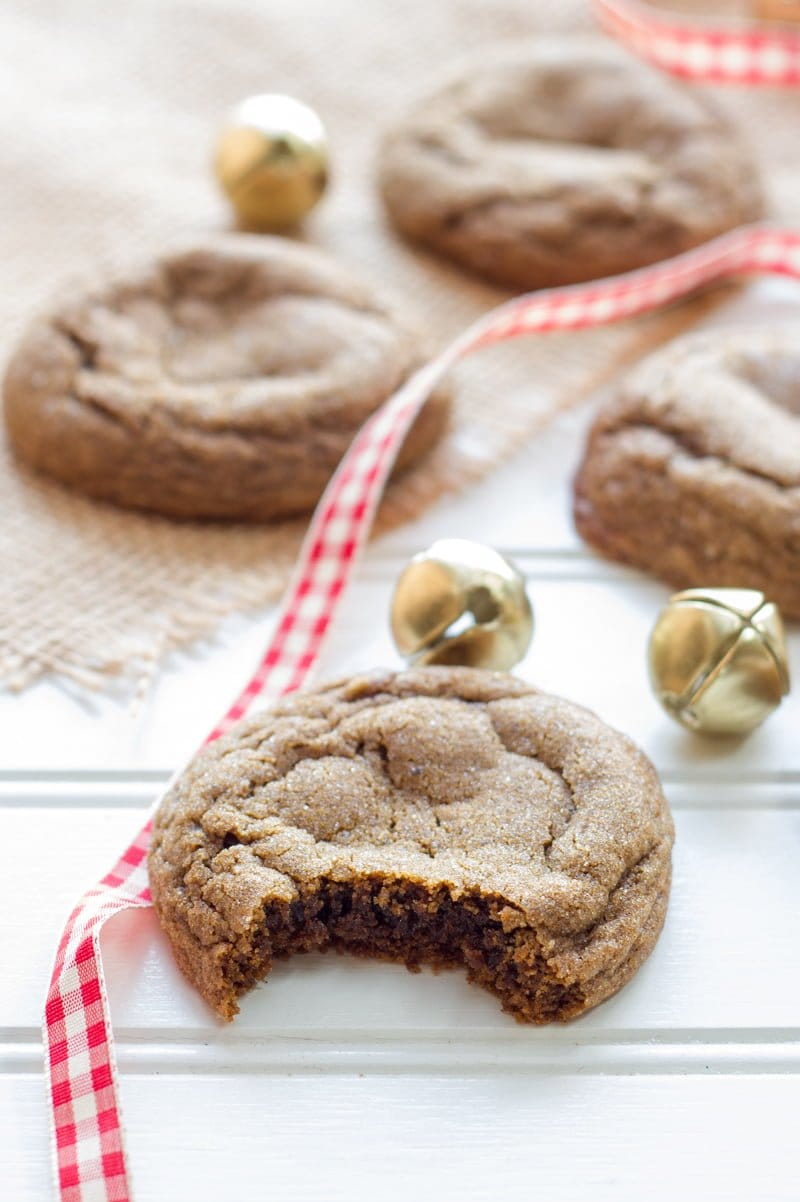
[149,667,673,1023]
[379,37,763,290]
[3,236,450,520]
[574,325,800,618]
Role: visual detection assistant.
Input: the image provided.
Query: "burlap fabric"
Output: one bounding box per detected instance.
[0,0,795,694]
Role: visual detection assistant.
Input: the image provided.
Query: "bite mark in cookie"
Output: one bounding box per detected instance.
[149,667,674,1023]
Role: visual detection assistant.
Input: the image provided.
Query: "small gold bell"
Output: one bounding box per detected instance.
[214,93,328,229]
[648,588,790,736]
[390,539,533,671]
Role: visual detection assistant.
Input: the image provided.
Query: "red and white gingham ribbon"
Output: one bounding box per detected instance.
[42,4,800,1199]
[594,0,800,84]
[44,221,800,1202]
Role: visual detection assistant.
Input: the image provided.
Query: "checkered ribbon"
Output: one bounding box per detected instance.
[595,0,800,84]
[43,221,800,1201]
[41,8,800,1197]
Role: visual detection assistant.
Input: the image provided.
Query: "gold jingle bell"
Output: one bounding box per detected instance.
[214,93,328,229]
[390,539,533,672]
[648,587,790,736]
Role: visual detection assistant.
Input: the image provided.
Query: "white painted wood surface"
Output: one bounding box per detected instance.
[2,291,799,1200]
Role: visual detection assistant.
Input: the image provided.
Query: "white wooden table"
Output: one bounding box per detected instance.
[2,325,799,1200]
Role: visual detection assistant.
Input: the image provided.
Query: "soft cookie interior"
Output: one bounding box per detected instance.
[149,668,673,1024]
[215,875,588,1024]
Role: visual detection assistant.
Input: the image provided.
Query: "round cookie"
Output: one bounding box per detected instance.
[574,326,800,617]
[378,38,763,290]
[149,666,674,1023]
[3,237,450,521]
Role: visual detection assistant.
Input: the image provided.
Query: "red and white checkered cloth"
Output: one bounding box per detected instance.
[42,5,800,1200]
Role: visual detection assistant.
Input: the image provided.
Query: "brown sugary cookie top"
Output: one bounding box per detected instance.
[150,667,673,1017]
[379,37,763,289]
[3,236,450,519]
[573,325,800,618]
[586,325,800,488]
[5,234,424,433]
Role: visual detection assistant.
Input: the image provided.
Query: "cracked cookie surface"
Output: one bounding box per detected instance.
[574,326,800,617]
[378,37,763,290]
[3,235,450,520]
[149,666,673,1023]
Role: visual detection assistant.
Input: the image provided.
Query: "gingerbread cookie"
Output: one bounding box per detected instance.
[149,667,673,1023]
[378,38,763,290]
[574,326,800,617]
[3,237,450,520]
